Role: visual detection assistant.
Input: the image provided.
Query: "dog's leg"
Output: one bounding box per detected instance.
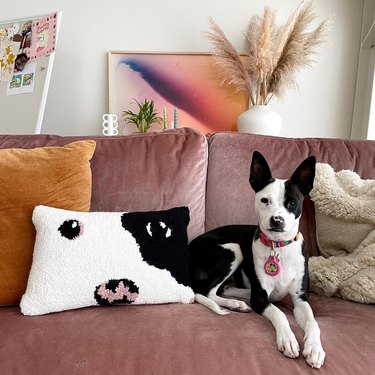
[293,298,325,369]
[263,304,300,359]
[205,243,251,314]
[208,285,251,313]
[194,293,230,315]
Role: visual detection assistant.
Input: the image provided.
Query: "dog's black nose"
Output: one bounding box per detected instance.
[270,216,285,230]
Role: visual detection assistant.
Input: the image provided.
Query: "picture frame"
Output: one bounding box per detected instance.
[108,51,248,135]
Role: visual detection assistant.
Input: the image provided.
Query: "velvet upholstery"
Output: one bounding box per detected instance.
[1,129,374,374]
[0,128,207,241]
[1,295,374,374]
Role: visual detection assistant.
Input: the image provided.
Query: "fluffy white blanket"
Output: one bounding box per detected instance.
[309,163,375,304]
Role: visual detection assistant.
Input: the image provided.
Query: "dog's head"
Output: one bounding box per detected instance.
[249,151,315,240]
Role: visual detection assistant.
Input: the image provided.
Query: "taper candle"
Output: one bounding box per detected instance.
[173,107,178,128]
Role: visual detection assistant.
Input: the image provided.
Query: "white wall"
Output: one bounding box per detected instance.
[352,0,375,139]
[1,0,364,138]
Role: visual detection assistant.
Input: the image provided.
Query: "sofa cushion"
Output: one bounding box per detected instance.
[20,205,194,316]
[0,141,96,306]
[1,294,374,374]
[0,128,207,242]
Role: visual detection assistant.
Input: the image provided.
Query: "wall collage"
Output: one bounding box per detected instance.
[0,12,58,95]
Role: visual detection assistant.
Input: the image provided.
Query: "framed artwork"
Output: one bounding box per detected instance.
[108,51,248,135]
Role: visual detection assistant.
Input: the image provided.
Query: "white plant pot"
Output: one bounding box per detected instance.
[237,105,282,136]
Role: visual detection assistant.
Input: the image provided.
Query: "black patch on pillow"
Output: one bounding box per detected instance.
[94,278,139,305]
[58,219,82,240]
[121,207,191,287]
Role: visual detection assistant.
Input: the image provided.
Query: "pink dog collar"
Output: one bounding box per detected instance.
[259,231,300,277]
[259,231,300,249]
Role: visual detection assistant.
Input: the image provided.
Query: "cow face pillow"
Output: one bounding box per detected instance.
[20,205,194,316]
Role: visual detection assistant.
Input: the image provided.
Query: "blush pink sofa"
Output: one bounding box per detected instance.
[0,127,374,374]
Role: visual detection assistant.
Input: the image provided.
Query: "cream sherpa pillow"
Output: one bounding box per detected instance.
[20,205,194,316]
[309,163,375,304]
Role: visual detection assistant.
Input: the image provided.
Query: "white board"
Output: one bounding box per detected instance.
[0,12,61,134]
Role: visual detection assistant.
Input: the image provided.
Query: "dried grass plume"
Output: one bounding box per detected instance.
[206,0,333,106]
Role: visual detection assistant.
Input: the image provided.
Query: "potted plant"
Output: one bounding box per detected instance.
[205,0,332,135]
[122,99,163,133]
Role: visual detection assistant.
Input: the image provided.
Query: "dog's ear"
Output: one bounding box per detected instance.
[289,156,316,196]
[249,151,274,192]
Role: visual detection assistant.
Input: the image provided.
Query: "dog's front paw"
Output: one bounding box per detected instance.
[303,341,325,369]
[227,299,251,313]
[276,330,300,359]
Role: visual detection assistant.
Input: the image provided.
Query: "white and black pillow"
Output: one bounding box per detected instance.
[20,205,194,316]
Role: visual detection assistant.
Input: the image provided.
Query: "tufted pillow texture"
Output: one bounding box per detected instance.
[309,163,375,303]
[0,141,96,306]
[20,205,194,316]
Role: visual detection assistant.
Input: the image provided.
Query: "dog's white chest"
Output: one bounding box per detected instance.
[253,240,305,301]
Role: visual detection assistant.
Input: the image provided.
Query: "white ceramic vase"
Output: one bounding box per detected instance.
[237,105,282,136]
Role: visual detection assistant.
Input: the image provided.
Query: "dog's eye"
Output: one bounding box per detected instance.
[288,200,296,208]
[260,197,269,204]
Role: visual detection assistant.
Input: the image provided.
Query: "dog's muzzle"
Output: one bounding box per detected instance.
[269,216,285,231]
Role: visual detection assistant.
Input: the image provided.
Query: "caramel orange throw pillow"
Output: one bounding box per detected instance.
[0,140,96,305]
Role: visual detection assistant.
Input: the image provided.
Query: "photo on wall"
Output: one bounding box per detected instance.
[6,62,36,95]
[108,51,248,135]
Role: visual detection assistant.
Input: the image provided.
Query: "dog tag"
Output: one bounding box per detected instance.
[264,255,280,276]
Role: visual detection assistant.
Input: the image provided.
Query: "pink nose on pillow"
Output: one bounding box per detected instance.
[94,278,139,305]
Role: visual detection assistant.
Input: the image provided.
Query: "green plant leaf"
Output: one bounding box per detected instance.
[122,98,163,132]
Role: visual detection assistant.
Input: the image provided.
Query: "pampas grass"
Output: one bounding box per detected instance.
[206,18,255,104]
[206,0,332,106]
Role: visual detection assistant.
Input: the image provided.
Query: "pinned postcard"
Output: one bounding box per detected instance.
[0,41,20,82]
[27,13,58,60]
[0,23,19,44]
[6,62,36,95]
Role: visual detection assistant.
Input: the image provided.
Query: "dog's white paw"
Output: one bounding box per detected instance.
[227,299,251,313]
[276,330,300,359]
[303,340,325,369]
[218,309,231,315]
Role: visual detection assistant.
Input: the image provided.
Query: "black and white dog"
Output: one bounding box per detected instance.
[189,151,325,368]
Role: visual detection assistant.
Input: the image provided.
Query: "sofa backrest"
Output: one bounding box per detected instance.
[4,128,375,255]
[0,128,208,241]
[206,132,375,256]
